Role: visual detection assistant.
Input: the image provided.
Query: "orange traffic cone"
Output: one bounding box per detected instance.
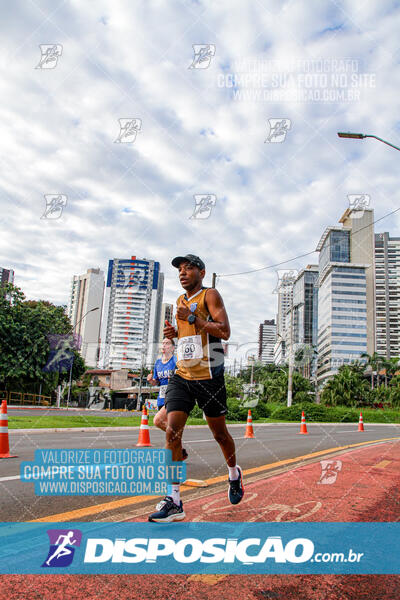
[0,400,17,459]
[244,410,255,438]
[135,406,152,447]
[358,412,365,432]
[298,410,308,434]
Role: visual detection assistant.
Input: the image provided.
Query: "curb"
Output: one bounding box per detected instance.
[9,426,143,434]
[8,422,400,434]
[7,406,84,411]
[8,406,142,415]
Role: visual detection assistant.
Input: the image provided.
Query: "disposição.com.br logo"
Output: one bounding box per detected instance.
[42,529,82,568]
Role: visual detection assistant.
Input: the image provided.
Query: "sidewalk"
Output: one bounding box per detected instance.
[175,438,400,524]
[2,440,400,600]
[124,438,400,524]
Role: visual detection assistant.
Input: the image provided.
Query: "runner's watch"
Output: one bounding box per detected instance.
[187,313,196,324]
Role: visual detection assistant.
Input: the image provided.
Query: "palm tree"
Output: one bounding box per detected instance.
[389,373,400,408]
[361,352,374,388]
[263,370,287,403]
[348,360,365,377]
[384,356,400,385]
[321,365,369,407]
[361,352,386,389]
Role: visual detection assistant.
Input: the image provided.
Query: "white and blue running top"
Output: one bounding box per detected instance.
[152,355,177,408]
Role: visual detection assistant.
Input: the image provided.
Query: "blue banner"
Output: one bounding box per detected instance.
[0,522,399,574]
[20,449,186,496]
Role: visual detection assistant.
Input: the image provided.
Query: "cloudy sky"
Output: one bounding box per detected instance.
[1,0,400,357]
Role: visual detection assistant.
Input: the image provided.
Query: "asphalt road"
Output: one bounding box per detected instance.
[8,407,142,418]
[1,422,400,521]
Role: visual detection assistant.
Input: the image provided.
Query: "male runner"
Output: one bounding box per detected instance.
[146,338,188,460]
[148,254,244,522]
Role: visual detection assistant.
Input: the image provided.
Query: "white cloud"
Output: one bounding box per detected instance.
[1,0,400,351]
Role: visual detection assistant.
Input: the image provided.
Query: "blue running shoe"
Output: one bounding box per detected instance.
[228,466,244,505]
[148,496,185,523]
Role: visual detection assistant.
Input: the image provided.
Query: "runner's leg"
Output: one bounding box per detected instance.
[206,414,244,504]
[206,415,236,466]
[166,410,188,504]
[153,406,167,431]
[154,407,188,458]
[148,376,191,521]
[166,410,188,461]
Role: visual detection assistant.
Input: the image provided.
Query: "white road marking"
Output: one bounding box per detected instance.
[184,436,245,444]
[0,437,245,480]
[334,429,384,433]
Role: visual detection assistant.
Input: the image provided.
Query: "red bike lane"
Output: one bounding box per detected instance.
[2,440,400,600]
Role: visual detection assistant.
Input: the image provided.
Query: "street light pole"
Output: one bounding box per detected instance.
[276,304,294,407]
[287,294,294,407]
[138,345,145,410]
[136,300,150,411]
[66,359,74,409]
[337,132,400,152]
[66,306,100,408]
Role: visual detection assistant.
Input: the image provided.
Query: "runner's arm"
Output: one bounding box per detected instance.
[164,319,177,339]
[147,366,159,386]
[195,288,230,340]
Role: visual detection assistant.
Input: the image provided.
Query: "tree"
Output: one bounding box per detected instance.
[389,374,400,388]
[321,365,369,407]
[0,283,85,394]
[260,368,312,404]
[65,350,87,383]
[262,369,287,403]
[294,343,318,379]
[224,373,242,399]
[371,384,390,407]
[384,357,400,385]
[389,384,400,408]
[292,371,313,402]
[65,370,92,403]
[361,352,386,389]
[348,360,366,377]
[388,373,400,407]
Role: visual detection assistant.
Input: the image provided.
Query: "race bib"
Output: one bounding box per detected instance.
[177,335,203,361]
[159,384,168,399]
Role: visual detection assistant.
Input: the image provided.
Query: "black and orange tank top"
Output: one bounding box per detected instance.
[175,287,225,380]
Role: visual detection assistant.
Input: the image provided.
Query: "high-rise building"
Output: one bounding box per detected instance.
[292,265,319,346]
[274,270,297,363]
[340,208,376,354]
[67,268,104,367]
[258,319,277,364]
[0,268,14,285]
[375,232,400,358]
[316,208,375,386]
[289,265,319,376]
[98,256,163,370]
[159,303,174,342]
[273,338,286,365]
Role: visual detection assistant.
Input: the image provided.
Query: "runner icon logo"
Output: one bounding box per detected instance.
[318,460,342,485]
[35,44,63,69]
[265,119,291,143]
[189,45,216,69]
[42,529,82,568]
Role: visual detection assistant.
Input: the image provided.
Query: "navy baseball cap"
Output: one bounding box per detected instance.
[171,254,205,270]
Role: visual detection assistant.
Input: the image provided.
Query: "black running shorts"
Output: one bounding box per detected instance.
[164,373,227,418]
